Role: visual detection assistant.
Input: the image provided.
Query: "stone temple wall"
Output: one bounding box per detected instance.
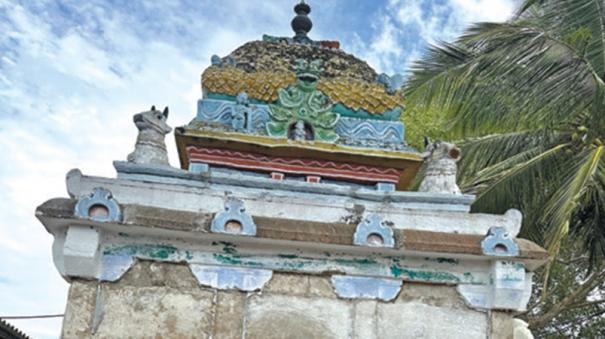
[63,261,515,339]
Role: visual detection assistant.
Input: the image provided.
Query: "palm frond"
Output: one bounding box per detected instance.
[537,0,605,79]
[404,0,605,263]
[570,174,605,268]
[457,129,566,182]
[542,146,605,255]
[404,42,474,98]
[468,144,565,190]
[406,22,600,137]
[469,144,569,241]
[517,0,547,16]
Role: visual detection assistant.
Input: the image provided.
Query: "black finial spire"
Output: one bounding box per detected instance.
[291,1,313,43]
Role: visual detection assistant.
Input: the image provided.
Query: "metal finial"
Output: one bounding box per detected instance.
[291,1,312,43]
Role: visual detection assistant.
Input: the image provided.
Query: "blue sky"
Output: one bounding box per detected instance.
[0,0,517,337]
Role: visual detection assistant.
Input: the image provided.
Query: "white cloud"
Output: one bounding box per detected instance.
[451,0,517,23]
[0,0,518,337]
[0,1,292,338]
[349,16,405,75]
[348,0,517,75]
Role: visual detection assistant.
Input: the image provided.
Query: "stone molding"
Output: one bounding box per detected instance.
[37,168,548,312]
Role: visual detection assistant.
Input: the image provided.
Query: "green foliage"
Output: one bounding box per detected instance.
[404,0,605,334]
[524,242,605,338]
[401,104,447,149]
[405,0,605,260]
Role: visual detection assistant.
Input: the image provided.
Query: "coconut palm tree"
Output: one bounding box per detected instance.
[405,0,605,268]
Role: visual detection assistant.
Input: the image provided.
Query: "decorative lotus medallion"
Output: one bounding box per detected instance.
[267,59,340,142]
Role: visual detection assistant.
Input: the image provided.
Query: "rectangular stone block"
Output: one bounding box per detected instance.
[354,301,377,339]
[62,280,97,339]
[263,272,309,296]
[490,311,514,339]
[376,301,487,339]
[63,225,101,278]
[245,295,353,339]
[213,291,246,339]
[308,276,336,298]
[93,286,215,339]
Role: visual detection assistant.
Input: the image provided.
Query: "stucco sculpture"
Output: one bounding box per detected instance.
[231,93,251,131]
[73,187,122,223]
[267,59,340,142]
[419,140,462,194]
[36,2,549,338]
[127,106,172,166]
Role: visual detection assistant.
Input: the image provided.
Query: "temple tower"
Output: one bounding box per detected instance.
[37,2,547,338]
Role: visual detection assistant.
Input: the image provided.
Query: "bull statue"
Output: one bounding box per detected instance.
[127,106,172,166]
[418,138,462,195]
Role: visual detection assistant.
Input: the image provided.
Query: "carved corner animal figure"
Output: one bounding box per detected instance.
[127,106,172,166]
[418,138,462,195]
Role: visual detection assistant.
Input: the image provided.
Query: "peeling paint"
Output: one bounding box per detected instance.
[189,264,272,291]
[103,244,178,260]
[101,253,135,281]
[390,265,459,283]
[212,253,264,268]
[97,243,484,287]
[331,275,402,301]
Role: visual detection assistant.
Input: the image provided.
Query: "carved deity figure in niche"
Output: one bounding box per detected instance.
[293,120,307,141]
[231,92,251,131]
[288,119,315,141]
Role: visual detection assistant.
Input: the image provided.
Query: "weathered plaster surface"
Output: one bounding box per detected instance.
[189,264,272,291]
[63,226,101,278]
[61,262,515,339]
[245,295,352,339]
[62,281,97,339]
[331,275,402,301]
[44,167,545,339]
[491,311,515,339]
[377,302,486,338]
[95,287,215,338]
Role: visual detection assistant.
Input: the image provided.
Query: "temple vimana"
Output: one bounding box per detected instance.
[37,2,547,338]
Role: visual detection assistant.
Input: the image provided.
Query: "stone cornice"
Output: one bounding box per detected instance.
[36,166,549,311]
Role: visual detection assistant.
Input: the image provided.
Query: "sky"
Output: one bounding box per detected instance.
[0,0,517,337]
